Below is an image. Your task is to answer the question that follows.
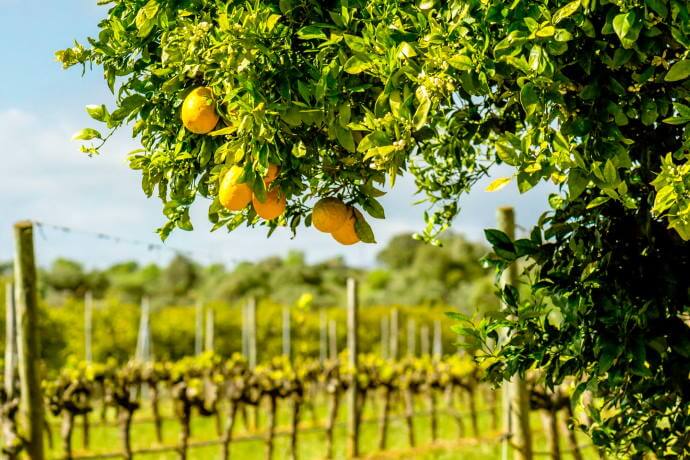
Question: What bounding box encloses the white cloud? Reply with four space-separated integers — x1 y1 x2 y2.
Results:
0 107 554 269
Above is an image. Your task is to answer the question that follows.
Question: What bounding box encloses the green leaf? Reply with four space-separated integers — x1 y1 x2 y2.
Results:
484 229 514 254
598 342 620 373
485 177 512 192
296 25 327 40
645 0 668 18
412 96 431 131
343 55 372 74
72 128 102 141
362 197 385 219
135 0 159 38
335 125 356 152
586 196 610 209
612 11 641 48
665 60 690 81
85 104 108 122
447 55 473 71
520 83 539 116
354 215 376 243
209 126 238 136
552 0 580 24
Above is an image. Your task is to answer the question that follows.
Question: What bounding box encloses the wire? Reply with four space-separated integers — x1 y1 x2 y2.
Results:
32 220 239 268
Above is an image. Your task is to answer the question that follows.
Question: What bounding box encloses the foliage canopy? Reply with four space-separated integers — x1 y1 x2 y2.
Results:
58 0 690 456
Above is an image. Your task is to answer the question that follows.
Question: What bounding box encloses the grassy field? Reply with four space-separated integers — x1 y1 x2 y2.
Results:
42 390 597 460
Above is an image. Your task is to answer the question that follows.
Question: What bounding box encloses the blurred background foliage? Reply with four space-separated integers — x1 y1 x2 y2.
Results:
0 232 497 371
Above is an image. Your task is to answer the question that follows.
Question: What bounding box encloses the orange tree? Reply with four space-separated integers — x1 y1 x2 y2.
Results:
58 0 690 456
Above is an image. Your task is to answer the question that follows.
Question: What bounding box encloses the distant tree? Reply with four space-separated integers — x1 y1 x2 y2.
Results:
43 258 87 297
160 254 198 299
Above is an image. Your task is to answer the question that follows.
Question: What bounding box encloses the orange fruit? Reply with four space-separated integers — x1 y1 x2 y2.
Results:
263 164 280 184
252 187 286 220
181 87 219 134
312 198 349 233
219 166 252 211
331 208 361 245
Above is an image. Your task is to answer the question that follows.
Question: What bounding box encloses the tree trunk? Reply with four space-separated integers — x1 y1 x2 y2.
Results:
489 387 500 430
378 387 392 450
100 381 108 423
120 410 134 460
562 403 584 460
290 395 301 460
151 383 163 443
265 396 277 460
61 412 74 460
403 387 416 447
466 386 479 438
221 400 238 460
445 385 465 438
325 389 339 460
540 409 561 460
82 412 90 449
428 387 438 442
178 403 191 460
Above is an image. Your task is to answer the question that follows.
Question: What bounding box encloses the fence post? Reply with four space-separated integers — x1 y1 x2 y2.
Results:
406 318 416 357
84 291 93 363
380 315 389 359
13 221 45 460
282 305 291 359
389 309 399 360
195 301 203 356
135 297 152 362
497 207 533 460
205 307 215 353
242 302 248 359
328 320 337 360
420 325 430 356
5 282 17 398
346 278 360 458
432 320 442 359
247 297 257 369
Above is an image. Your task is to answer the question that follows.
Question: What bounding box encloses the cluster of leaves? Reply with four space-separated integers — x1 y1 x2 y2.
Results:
57 0 494 240
58 0 690 455
43 351 481 423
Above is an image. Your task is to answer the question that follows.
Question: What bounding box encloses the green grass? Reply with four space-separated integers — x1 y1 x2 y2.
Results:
43 391 596 460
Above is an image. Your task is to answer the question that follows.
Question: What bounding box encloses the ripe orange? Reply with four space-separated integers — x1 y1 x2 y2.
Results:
252 187 286 220
263 164 280 184
219 166 252 211
331 208 361 245
312 198 349 233
181 87 219 134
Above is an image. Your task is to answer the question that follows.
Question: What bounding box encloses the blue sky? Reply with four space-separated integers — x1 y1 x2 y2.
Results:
0 0 555 269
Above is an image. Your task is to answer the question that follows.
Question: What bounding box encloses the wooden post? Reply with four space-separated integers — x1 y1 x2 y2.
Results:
135 297 151 362
346 278 359 458
432 320 442 359
497 207 533 460
380 315 389 359
13 221 45 460
247 297 257 368
282 305 291 359
4 282 17 397
205 307 215 353
84 291 93 363
328 320 337 360
195 301 203 356
420 325 430 356
319 310 327 363
406 318 416 357
241 302 248 359
389 309 399 360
